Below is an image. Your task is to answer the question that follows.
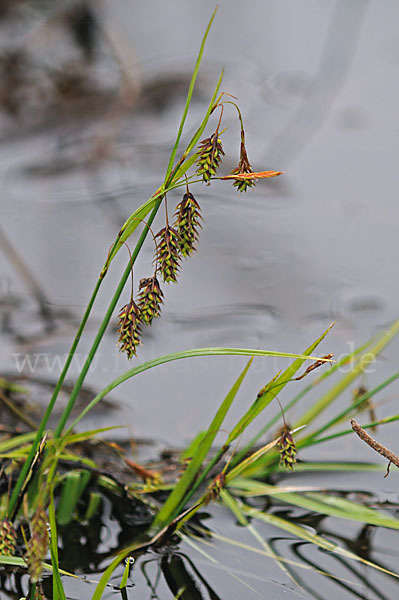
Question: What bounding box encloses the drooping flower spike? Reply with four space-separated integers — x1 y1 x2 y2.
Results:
116 244 143 359
137 275 164 325
25 505 49 583
154 225 182 283
174 181 202 257
196 132 225 184
277 426 297 471
117 299 142 359
196 103 225 184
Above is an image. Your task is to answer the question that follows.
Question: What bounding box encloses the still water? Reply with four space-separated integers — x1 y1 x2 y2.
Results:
1 1 399 598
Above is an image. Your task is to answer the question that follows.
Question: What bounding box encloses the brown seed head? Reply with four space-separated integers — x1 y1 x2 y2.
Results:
196 133 224 184
25 507 49 583
0 519 17 556
174 192 202 257
230 141 256 192
277 428 297 471
154 225 182 283
137 276 164 325
117 300 142 359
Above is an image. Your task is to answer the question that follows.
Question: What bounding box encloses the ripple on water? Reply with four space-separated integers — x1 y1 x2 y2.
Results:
329 288 395 328
167 303 278 348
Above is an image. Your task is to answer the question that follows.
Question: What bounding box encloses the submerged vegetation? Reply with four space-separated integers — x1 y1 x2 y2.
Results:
1 6 399 600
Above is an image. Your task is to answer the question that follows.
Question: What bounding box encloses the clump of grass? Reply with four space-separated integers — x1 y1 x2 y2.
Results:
0 6 398 600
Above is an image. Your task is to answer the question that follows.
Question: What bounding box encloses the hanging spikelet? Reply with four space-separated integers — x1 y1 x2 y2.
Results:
174 192 202 256
117 300 142 359
137 276 163 325
230 140 256 192
25 506 49 583
0 519 17 556
196 132 224 184
154 225 182 283
277 427 297 471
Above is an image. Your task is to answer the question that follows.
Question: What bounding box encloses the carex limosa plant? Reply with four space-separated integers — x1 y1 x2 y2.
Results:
5 8 378 598
4 5 285 527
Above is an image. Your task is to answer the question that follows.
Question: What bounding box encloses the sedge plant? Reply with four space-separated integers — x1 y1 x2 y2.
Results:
1 7 399 599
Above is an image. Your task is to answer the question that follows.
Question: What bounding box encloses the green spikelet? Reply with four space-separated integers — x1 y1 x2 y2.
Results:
0 519 17 556
117 300 142 359
196 132 224 184
155 226 181 283
137 276 163 325
174 192 202 256
277 428 297 471
25 506 49 583
230 140 255 192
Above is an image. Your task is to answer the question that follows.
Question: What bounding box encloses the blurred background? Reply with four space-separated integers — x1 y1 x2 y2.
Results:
1 0 398 455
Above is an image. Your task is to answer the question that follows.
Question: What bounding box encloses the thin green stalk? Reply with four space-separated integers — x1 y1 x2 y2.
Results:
305 415 399 446
153 358 253 528
63 348 327 439
179 446 226 509
293 320 399 429
298 371 399 445
249 339 373 441
54 199 162 438
239 371 399 475
164 6 219 181
7 276 102 517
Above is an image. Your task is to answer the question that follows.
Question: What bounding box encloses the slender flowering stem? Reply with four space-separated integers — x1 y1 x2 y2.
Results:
53 200 163 438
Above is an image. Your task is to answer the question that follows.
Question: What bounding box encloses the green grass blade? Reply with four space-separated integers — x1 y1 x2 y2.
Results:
231 323 335 461
63 426 125 445
242 503 399 579
304 372 399 443
189 527 355 583
180 431 207 461
294 320 399 429
258 338 373 438
0 377 28 394
0 432 35 452
64 348 329 436
153 358 253 528
0 555 26 566
54 199 163 440
164 7 219 182
7 277 104 517
307 414 399 446
56 470 91 526
230 480 399 529
180 532 260 596
119 557 133 589
225 439 278 483
273 461 385 473
102 194 162 270
220 489 306 588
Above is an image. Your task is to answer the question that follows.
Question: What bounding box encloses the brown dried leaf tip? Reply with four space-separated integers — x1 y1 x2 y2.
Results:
174 192 202 257
230 140 256 192
155 225 182 283
137 276 163 325
0 519 17 556
117 300 142 359
196 132 224 184
277 427 297 471
25 506 49 583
